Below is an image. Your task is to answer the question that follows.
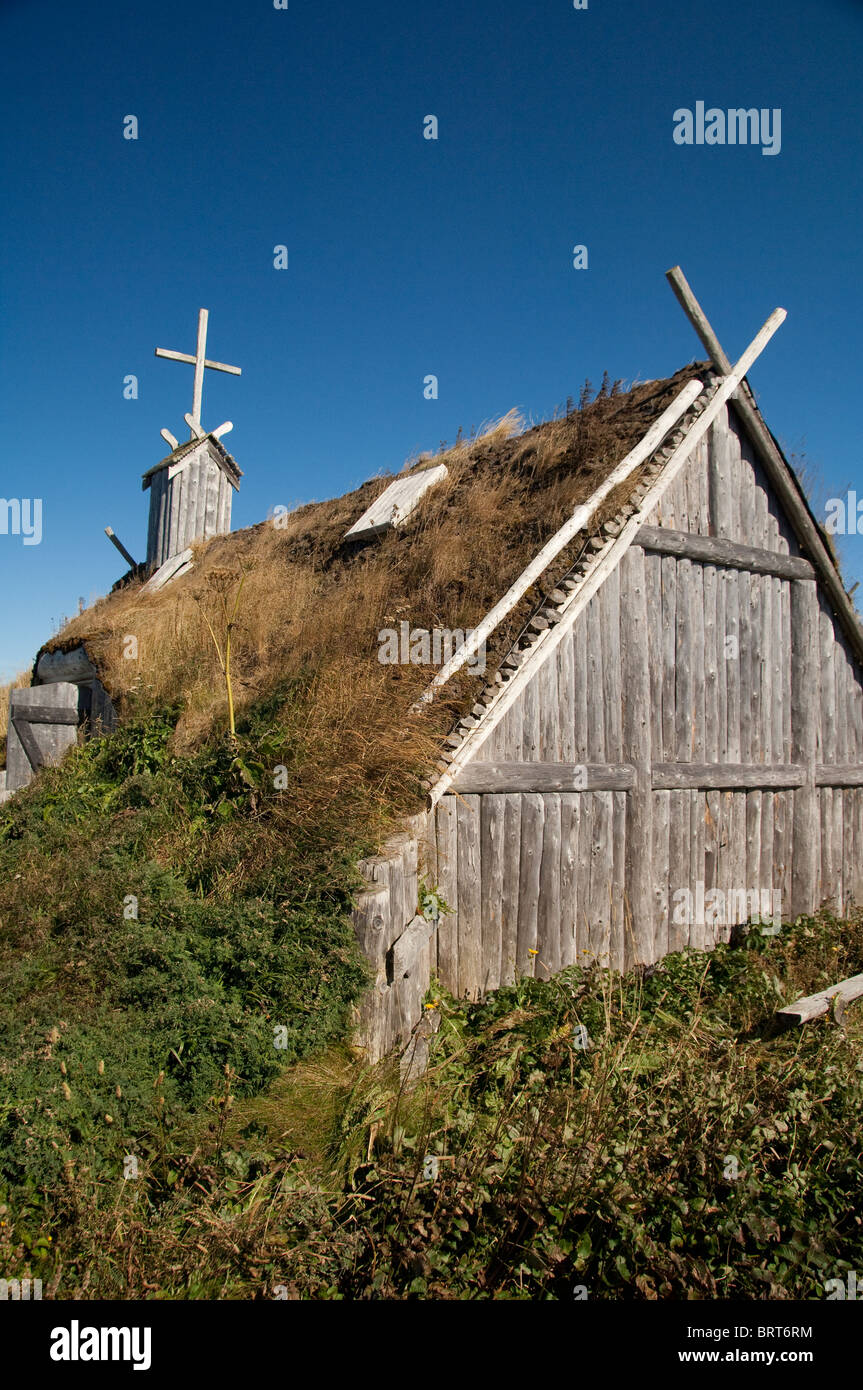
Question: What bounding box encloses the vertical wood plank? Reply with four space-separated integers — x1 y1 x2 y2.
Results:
538 794 562 980
790 579 820 918
558 629 577 763
725 571 741 762
661 554 677 762
588 792 613 968
690 564 706 762
539 652 559 761
574 611 589 764
620 545 654 967
675 558 693 760
667 790 689 953
435 797 459 995
645 552 663 759
481 795 505 993
500 795 522 985
746 791 762 897
456 796 482 999
703 564 719 762
601 565 623 761
586 597 605 760
559 793 580 968
689 791 706 950
611 789 627 971
521 666 540 761
749 573 764 763
760 792 774 910
652 790 671 961
516 794 545 977
708 412 733 539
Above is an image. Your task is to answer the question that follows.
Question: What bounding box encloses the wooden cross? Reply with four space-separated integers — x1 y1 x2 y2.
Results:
155 308 241 444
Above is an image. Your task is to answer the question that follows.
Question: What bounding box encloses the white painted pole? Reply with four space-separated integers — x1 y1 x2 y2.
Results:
191 308 208 432
428 305 787 805
414 377 703 708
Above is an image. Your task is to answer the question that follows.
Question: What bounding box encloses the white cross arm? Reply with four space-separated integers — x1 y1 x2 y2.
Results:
155 347 242 375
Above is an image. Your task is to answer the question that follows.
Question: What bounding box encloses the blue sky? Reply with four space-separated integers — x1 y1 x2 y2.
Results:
1 0 861 680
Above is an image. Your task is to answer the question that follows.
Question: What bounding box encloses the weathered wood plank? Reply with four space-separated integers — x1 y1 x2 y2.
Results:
558 628 577 762
760 792 774 908
635 525 815 580
777 972 863 1025
538 795 562 979
820 604 837 766
790 579 820 917
481 795 506 993
588 792 613 968
620 545 654 967
651 763 806 790
667 790 689 953
516 794 545 977
725 570 741 761
586 596 605 760
660 554 677 761
559 793 580 968
538 650 559 761
521 662 540 761
352 887 391 967
500 795 522 985
601 564 623 761
703 789 720 946
691 563 706 762
689 791 707 950
452 762 635 793
456 795 482 999
708 412 733 539
434 797 459 994
612 789 627 971
652 789 671 961
749 573 764 764
746 790 762 899
645 551 663 759
832 786 844 915
675 558 693 761
573 611 589 764
703 563 718 762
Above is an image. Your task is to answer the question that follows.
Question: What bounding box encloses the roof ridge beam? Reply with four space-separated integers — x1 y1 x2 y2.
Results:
666 265 863 666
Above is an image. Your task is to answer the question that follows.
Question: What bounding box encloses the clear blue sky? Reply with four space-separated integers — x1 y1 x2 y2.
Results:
1 0 861 680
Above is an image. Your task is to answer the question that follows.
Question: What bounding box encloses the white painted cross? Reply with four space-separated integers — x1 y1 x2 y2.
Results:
155 308 241 444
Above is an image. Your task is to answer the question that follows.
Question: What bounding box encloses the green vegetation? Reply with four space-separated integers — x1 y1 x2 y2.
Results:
1 759 861 1304
0 691 373 1207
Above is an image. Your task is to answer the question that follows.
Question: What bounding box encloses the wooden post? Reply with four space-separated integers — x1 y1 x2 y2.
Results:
791 578 820 918
104 527 137 569
620 545 654 966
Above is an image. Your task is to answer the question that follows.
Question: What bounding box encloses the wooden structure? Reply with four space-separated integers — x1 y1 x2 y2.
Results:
353 273 863 1064
141 309 243 573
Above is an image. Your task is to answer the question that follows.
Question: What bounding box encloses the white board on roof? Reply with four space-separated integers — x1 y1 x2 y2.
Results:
344 463 448 542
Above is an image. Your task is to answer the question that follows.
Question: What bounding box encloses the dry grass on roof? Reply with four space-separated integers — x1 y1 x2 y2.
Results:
45 364 705 815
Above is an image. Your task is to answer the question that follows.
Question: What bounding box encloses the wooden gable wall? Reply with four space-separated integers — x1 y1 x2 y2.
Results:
425 404 863 1003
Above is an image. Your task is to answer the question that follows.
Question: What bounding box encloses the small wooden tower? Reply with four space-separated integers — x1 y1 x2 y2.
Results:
143 308 243 573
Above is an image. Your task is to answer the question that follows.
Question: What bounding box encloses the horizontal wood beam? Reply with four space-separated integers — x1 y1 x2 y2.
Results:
450 762 635 793
447 760 861 793
816 764 863 788
666 265 863 671
635 525 815 581
777 972 863 1026
651 763 806 789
